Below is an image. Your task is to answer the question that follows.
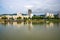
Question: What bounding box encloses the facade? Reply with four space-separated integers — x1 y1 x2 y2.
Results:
0 9 33 20
45 13 54 18
6 12 31 20
28 9 33 18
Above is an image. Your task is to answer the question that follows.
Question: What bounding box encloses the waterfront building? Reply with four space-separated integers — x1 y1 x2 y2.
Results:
28 9 33 18
0 9 33 20
45 13 54 18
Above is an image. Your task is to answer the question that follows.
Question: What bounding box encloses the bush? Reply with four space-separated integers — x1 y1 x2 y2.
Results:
1 16 7 19
17 17 21 20
32 15 44 19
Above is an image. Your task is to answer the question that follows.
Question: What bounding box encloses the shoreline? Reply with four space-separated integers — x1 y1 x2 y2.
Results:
0 19 60 23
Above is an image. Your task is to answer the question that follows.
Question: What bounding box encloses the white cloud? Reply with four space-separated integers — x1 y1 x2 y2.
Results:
24 5 34 9
0 0 60 14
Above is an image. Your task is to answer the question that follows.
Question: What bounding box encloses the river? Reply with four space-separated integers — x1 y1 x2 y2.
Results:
0 22 60 40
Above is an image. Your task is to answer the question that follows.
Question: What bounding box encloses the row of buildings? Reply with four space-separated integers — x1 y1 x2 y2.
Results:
0 9 33 20
0 9 60 20
45 12 60 18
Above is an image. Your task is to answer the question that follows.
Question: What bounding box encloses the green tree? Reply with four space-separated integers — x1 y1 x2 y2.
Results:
54 15 59 19
17 17 21 20
23 17 28 22
23 17 27 20
32 15 44 19
9 17 14 20
1 16 7 19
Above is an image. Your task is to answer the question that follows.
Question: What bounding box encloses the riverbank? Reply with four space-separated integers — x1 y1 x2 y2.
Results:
0 19 60 23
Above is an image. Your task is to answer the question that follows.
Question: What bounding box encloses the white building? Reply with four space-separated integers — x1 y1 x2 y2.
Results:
0 10 33 20
6 12 32 20
45 13 54 18
0 9 33 20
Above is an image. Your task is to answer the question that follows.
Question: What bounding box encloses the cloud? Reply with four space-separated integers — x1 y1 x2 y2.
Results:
24 5 34 9
0 0 60 14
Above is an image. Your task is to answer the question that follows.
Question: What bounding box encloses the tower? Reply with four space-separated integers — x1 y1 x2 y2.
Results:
28 9 33 18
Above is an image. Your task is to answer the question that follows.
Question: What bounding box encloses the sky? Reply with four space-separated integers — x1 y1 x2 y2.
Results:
0 0 60 14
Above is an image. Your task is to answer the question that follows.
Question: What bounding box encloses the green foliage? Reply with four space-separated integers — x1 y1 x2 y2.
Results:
32 15 44 19
17 17 21 20
1 16 7 19
23 17 28 22
23 17 27 20
54 15 59 19
9 17 14 20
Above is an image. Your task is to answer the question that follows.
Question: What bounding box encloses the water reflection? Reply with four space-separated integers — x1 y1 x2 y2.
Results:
0 21 60 29
27 22 33 31
46 22 54 28
0 21 33 31
0 21 60 40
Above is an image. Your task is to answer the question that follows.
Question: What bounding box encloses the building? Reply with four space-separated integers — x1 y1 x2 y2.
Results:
45 13 54 18
0 9 33 20
28 9 33 18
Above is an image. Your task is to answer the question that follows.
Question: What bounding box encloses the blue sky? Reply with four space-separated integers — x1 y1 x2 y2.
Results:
0 0 60 14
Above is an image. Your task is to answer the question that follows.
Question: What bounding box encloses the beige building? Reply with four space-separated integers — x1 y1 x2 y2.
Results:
0 9 33 20
5 12 33 20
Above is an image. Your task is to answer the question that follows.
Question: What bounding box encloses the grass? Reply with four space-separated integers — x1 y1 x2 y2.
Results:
0 19 60 23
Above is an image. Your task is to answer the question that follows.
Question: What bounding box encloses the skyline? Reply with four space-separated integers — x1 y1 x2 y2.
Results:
0 0 60 14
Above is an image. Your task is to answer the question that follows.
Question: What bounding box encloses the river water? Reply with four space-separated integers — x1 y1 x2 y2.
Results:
0 22 60 40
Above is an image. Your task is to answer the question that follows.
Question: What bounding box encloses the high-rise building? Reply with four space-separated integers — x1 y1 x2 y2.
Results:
28 9 33 18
